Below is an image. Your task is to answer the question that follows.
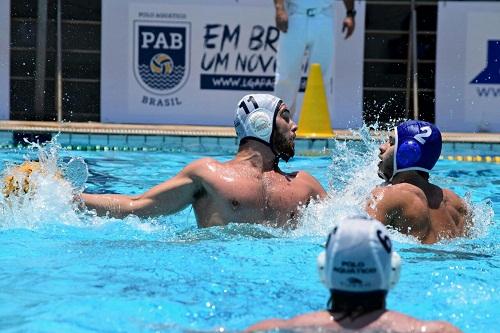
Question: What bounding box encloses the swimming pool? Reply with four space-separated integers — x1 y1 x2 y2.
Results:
0 134 498 333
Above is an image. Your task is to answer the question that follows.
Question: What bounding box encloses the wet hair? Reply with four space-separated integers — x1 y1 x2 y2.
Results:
327 290 387 321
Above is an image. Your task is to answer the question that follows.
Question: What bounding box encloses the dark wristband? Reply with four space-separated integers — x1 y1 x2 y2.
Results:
346 9 356 17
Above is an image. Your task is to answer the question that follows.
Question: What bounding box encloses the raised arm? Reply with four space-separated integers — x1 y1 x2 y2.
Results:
80 159 208 218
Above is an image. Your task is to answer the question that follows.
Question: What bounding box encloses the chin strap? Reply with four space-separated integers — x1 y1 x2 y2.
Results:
278 152 291 163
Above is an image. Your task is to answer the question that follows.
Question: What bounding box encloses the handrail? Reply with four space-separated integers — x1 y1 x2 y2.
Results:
411 0 419 120
405 0 419 120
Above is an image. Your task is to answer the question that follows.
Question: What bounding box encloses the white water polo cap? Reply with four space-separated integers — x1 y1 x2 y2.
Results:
317 216 401 293
234 94 283 153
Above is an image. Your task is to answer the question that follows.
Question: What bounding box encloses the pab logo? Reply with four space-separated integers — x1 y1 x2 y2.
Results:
134 21 190 95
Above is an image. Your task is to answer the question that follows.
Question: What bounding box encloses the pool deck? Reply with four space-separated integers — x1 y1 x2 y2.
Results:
1 120 499 143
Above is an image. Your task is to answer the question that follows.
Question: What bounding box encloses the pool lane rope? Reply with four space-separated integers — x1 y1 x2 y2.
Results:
440 155 500 163
1 143 499 163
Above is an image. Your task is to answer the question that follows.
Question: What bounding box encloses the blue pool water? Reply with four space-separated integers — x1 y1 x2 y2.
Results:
0 136 498 333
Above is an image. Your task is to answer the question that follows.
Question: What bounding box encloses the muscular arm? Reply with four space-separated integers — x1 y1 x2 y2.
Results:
80 160 207 218
366 187 400 224
444 189 473 226
366 186 430 239
311 178 327 200
299 171 327 200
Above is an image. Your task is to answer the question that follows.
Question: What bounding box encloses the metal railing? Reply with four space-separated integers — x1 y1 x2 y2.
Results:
405 0 419 120
18 0 101 122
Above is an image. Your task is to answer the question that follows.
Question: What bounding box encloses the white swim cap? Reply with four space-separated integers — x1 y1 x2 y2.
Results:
317 216 401 293
234 94 283 154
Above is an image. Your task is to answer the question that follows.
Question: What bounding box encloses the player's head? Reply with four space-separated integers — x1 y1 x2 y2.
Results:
378 120 442 182
317 216 401 314
234 94 297 162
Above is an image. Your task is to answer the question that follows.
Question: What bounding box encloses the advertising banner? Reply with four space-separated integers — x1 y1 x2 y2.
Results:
101 0 365 128
436 1 500 132
0 1 10 120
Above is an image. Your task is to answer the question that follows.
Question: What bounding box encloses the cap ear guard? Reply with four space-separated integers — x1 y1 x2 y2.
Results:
396 139 422 169
317 249 401 290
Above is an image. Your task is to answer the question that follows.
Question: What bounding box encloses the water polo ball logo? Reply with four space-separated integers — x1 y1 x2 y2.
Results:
150 54 174 75
248 111 272 139
134 22 190 95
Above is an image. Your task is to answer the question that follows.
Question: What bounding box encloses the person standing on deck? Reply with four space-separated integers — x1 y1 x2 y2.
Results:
273 0 356 117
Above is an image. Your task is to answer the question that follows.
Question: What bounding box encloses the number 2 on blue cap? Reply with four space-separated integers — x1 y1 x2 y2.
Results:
414 126 432 144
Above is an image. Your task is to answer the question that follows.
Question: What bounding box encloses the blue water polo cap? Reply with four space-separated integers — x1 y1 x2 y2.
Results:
393 120 442 177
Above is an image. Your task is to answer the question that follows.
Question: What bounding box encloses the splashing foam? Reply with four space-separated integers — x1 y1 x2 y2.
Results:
292 123 494 243
0 131 494 242
0 138 88 229
291 124 390 238
463 193 494 240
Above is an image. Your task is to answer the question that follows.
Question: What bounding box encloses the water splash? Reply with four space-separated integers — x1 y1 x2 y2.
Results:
291 123 494 245
291 123 387 238
464 193 495 239
0 138 89 229
0 129 494 244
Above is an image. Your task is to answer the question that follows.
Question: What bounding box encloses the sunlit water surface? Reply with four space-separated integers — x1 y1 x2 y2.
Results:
0 134 497 333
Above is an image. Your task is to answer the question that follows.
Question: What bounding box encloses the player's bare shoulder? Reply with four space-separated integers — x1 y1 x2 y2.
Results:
394 182 426 199
442 188 468 213
379 311 462 333
294 170 327 199
180 157 222 178
421 320 463 333
284 311 334 328
367 182 430 237
370 183 427 209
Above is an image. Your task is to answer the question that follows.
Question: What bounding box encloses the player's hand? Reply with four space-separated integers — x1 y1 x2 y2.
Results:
275 9 288 33
342 16 355 39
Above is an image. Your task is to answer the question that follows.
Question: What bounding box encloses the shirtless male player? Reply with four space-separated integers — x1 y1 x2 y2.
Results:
366 120 470 243
80 94 327 227
246 217 462 332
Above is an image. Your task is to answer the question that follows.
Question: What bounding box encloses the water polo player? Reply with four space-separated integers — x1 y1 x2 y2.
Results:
366 120 471 243
246 217 461 332
80 94 326 227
